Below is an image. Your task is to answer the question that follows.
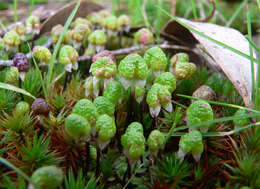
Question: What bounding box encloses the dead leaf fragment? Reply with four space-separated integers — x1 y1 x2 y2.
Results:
162 18 257 108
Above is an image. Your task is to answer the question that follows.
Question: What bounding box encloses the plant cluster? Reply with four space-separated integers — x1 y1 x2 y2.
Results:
0 6 259 189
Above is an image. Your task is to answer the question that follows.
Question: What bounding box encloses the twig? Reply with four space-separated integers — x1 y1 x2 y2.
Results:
123 163 144 189
171 0 176 16
197 0 216 22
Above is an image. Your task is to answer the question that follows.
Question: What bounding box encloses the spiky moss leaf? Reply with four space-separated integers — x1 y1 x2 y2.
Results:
21 135 61 173
125 122 144 134
72 99 99 125
93 96 115 117
21 69 41 103
95 114 116 142
0 89 19 114
31 166 63 189
154 72 176 93
186 100 214 129
233 109 250 127
147 130 165 151
65 114 91 141
64 169 86 189
58 45 79 65
144 47 167 71
88 30 107 46
103 81 125 105
118 54 149 80
155 153 192 185
179 130 203 154
91 57 117 79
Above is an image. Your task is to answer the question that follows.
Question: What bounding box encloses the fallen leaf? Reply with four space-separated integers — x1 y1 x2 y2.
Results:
161 18 257 108
40 1 103 35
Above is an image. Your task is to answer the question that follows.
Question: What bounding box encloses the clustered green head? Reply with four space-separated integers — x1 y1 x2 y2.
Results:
58 45 79 72
170 52 196 80
147 130 165 156
178 130 203 162
31 166 63 189
118 53 149 90
233 109 250 129
3 30 20 51
186 100 214 133
93 96 115 117
103 81 125 105
33 46 52 64
146 83 172 117
26 15 40 35
95 114 116 149
144 47 168 77
134 28 154 45
121 122 145 164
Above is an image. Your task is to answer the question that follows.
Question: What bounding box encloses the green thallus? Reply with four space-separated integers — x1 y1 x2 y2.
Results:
58 45 79 72
118 53 149 90
186 100 214 133
178 130 203 162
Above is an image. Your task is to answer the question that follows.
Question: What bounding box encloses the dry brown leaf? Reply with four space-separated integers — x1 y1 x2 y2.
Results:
40 1 103 35
162 18 257 108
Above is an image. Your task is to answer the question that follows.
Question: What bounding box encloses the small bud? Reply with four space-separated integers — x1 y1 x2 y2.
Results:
92 50 116 63
144 47 167 76
15 101 30 115
71 24 91 49
58 45 79 72
178 130 203 162
3 30 20 52
103 81 125 105
51 25 70 45
170 53 189 67
33 46 52 64
26 15 40 35
102 15 118 35
146 83 172 117
98 10 111 18
94 96 115 117
186 100 214 133
72 17 92 29
154 72 176 93
5 67 19 84
87 12 102 26
88 30 107 53
125 122 144 134
134 28 153 45
90 145 97 160
65 113 91 142
14 22 26 40
31 98 51 116
192 85 216 103
84 47 95 56
118 54 149 89
117 15 130 30
13 53 29 80
90 57 117 88
121 122 145 164
72 99 99 127
95 114 116 150
147 129 165 156
233 109 250 129
30 166 63 189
